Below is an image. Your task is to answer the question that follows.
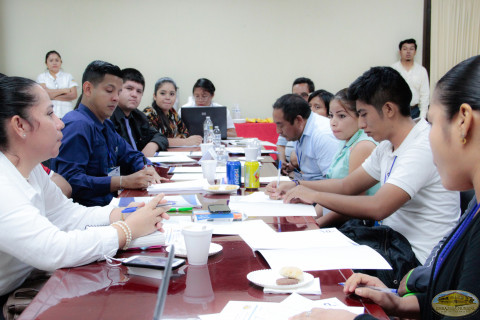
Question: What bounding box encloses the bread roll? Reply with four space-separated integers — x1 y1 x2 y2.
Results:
279 266 303 281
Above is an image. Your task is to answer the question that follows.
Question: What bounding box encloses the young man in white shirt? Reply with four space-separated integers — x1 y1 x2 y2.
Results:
391 38 430 119
266 67 459 264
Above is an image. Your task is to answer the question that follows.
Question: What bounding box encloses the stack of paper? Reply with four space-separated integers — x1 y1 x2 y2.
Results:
229 192 316 217
147 179 209 193
148 155 196 163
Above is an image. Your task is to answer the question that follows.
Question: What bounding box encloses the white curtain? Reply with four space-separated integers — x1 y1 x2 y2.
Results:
431 0 480 92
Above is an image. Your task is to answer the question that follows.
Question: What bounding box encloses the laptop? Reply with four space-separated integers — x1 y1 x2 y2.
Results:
181 106 228 140
152 245 175 320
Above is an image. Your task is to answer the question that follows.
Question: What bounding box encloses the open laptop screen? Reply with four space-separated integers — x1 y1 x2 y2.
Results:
180 106 228 140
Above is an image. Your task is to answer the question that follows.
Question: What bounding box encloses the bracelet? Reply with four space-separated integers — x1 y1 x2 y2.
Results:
112 221 132 250
119 176 123 189
292 179 300 186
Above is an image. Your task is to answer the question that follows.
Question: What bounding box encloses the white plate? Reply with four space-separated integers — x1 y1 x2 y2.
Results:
166 242 223 258
247 269 314 290
236 156 264 161
203 184 240 194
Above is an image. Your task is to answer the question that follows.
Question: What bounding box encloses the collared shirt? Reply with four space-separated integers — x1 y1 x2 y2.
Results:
294 113 341 181
143 106 190 138
36 70 78 118
52 104 145 207
391 61 430 119
326 129 380 196
362 119 459 263
0 152 117 296
276 136 296 162
110 107 168 151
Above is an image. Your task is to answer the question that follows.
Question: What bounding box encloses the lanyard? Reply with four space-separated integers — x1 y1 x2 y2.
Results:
384 156 397 184
434 202 480 279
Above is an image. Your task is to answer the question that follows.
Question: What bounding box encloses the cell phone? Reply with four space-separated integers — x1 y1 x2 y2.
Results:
208 204 231 214
122 255 185 270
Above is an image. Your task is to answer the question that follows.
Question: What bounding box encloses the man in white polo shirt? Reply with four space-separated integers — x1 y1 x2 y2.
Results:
267 66 459 265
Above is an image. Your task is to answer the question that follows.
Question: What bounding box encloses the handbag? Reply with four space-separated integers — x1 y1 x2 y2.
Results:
2 270 51 320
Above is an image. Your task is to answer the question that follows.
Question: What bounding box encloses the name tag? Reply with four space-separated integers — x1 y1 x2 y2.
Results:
108 166 120 177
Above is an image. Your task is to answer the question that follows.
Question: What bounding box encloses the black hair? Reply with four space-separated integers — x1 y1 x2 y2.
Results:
273 94 311 124
74 60 122 110
45 50 61 63
332 88 356 114
292 77 315 93
347 66 412 117
308 89 334 114
398 39 417 51
193 78 215 95
81 60 122 87
121 68 145 89
435 55 480 120
151 77 178 135
0 76 38 151
0 73 6 78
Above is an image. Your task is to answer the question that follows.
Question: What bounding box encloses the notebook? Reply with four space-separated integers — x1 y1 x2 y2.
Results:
180 106 228 139
152 245 175 320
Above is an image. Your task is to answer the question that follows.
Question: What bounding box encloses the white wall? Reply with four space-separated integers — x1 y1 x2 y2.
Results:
0 0 424 119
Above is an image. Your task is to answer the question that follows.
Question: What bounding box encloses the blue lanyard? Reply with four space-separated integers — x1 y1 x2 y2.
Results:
434 202 480 279
384 156 397 184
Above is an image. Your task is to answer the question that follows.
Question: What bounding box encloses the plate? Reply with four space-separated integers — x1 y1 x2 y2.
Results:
236 156 264 161
247 269 314 290
203 184 240 194
166 242 223 258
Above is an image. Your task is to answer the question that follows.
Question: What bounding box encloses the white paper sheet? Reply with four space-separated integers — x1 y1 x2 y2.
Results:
109 195 200 207
148 155 197 163
147 179 209 193
229 193 316 217
208 219 275 235
154 151 193 157
240 228 356 251
280 293 365 316
259 245 392 271
169 166 226 173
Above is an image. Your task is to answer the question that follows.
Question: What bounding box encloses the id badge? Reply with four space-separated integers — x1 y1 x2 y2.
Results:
108 166 120 177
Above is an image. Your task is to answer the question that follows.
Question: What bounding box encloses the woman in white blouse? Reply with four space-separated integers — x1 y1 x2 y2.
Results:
0 76 169 303
36 50 78 118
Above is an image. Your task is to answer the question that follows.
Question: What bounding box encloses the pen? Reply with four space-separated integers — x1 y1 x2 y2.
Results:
276 160 282 188
121 201 175 213
143 156 152 169
338 282 398 294
167 207 193 212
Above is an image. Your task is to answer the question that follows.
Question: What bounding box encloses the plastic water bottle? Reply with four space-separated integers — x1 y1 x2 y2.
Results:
203 116 213 142
232 104 241 119
216 145 229 166
213 126 221 147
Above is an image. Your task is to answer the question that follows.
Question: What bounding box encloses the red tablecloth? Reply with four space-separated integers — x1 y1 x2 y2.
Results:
234 122 278 159
234 122 278 144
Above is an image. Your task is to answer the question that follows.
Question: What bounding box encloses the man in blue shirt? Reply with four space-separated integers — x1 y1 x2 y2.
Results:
272 94 339 181
52 60 162 206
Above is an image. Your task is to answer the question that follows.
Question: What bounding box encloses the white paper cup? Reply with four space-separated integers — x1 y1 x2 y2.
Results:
182 225 213 265
201 159 217 184
200 143 214 156
245 147 258 161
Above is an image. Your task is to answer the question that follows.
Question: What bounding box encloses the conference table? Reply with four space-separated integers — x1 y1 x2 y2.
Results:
19 152 388 320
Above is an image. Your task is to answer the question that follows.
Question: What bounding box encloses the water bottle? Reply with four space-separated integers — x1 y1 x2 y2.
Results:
213 126 221 147
203 116 213 142
232 104 241 119
216 145 229 166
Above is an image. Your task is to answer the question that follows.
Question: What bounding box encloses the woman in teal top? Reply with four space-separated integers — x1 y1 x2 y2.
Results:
316 89 380 226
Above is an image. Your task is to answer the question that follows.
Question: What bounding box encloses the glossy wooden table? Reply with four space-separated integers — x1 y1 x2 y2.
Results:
19 152 388 320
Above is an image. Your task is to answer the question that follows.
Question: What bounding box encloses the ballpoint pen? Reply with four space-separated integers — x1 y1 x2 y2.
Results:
276 160 282 188
338 282 398 294
121 201 176 213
